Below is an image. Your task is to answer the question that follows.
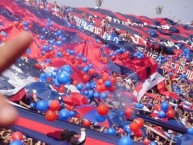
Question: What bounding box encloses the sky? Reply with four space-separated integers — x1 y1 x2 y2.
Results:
48 0 193 24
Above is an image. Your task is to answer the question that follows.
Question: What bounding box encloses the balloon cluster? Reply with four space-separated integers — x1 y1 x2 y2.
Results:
76 73 116 100
9 131 24 145
135 103 144 109
15 21 32 31
110 48 130 61
39 65 73 93
93 104 109 123
129 118 144 137
157 102 175 119
35 99 75 122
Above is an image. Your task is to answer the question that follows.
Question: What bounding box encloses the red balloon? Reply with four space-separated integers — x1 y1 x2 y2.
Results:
154 104 161 111
110 77 116 85
35 63 41 69
133 129 142 137
97 79 104 85
73 80 78 86
88 69 95 75
130 122 140 132
125 108 133 119
97 104 109 116
45 109 57 121
83 119 91 127
143 138 151 145
100 84 107 92
122 51 130 59
50 100 61 111
12 131 23 140
58 86 65 93
167 109 175 118
96 85 102 93
65 104 73 111
112 55 116 61
102 75 109 82
83 74 90 82
134 118 144 128
108 85 115 92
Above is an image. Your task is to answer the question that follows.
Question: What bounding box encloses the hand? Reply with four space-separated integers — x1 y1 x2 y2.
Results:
0 31 32 126
81 128 85 132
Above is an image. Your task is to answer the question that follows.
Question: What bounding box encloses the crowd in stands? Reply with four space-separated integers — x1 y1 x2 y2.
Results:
0 128 46 145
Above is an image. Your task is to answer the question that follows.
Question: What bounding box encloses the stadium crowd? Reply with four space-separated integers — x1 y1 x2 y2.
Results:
1 0 193 145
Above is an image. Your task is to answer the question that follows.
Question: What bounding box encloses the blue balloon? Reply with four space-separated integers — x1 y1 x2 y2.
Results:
10 140 22 145
85 83 91 90
90 83 96 89
84 90 89 96
139 103 144 109
88 90 94 98
70 111 76 117
107 128 117 136
23 21 29 27
40 35 45 40
158 111 166 118
124 125 131 134
118 136 133 145
95 113 106 122
187 128 193 135
26 48 31 54
56 71 71 84
161 101 169 112
82 67 89 73
77 53 83 57
54 68 59 73
82 57 87 62
45 59 51 63
150 142 157 145
59 109 70 121
36 100 49 112
104 80 112 87
150 32 157 37
57 51 63 57
49 40 54 45
76 83 84 90
60 65 73 75
53 79 60 87
69 50 75 55
30 102 36 109
56 41 62 46
94 91 100 98
100 92 108 100
169 72 173 76
135 103 144 109
1 31 7 37
40 73 47 81
46 72 53 78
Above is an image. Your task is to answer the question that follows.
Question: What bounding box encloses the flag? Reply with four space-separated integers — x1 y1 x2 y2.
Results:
133 72 165 102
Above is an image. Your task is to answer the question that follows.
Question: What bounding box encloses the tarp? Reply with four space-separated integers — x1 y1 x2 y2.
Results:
12 105 143 145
